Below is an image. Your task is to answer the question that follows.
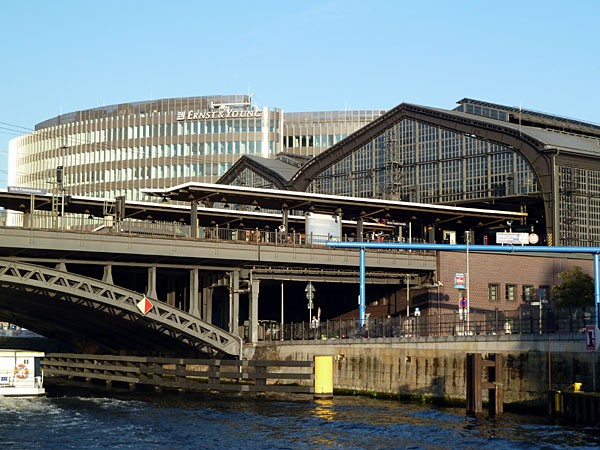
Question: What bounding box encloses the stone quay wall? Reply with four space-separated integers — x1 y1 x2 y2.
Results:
250 334 594 408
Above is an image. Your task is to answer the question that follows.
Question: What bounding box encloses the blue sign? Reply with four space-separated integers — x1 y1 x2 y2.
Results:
459 298 468 309
8 186 47 195
454 273 465 289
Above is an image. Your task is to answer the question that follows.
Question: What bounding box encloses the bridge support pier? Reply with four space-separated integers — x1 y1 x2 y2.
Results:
167 276 176 307
189 269 200 316
249 279 260 343
229 271 239 336
147 266 157 299
102 265 113 284
191 200 198 239
202 280 213 324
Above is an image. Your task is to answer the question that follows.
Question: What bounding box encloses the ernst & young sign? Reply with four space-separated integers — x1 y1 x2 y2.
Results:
176 109 262 121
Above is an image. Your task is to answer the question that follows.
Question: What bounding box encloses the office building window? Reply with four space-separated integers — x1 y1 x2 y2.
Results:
506 284 516 301
488 284 499 302
523 285 534 302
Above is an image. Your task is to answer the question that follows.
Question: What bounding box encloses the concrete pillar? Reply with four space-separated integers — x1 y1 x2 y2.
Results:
167 275 176 307
357 218 364 242
282 208 289 230
189 269 200 316
147 266 157 299
229 271 240 336
102 265 113 284
249 279 260 343
55 262 67 272
202 279 213 324
428 225 436 243
191 200 198 238
22 213 31 228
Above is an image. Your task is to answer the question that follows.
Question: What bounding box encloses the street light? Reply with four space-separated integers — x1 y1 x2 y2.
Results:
465 231 471 334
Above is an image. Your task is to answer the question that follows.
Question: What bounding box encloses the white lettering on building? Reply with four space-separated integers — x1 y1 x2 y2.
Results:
176 108 262 121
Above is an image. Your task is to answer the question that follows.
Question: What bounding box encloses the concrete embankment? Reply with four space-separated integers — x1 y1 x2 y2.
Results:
250 334 593 409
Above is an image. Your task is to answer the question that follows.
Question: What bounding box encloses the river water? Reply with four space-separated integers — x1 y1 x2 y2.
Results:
1 382 599 449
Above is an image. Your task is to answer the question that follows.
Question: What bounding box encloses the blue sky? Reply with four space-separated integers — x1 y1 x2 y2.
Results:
1 0 599 187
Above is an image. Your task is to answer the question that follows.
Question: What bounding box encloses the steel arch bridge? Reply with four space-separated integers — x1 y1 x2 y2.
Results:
0 260 240 358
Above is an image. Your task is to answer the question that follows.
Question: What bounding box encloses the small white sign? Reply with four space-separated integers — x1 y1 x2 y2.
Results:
496 232 529 245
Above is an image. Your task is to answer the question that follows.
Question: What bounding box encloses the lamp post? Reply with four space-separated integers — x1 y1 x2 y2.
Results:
465 231 471 334
436 280 443 335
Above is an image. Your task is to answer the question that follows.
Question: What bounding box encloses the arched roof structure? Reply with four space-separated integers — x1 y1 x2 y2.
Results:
223 102 600 242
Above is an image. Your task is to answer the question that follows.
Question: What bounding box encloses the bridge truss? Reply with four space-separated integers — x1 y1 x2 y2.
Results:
0 260 240 358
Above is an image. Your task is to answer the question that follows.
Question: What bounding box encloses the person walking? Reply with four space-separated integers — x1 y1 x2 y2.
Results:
311 315 319 339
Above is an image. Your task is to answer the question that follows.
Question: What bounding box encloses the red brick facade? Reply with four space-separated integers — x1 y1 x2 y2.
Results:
434 251 594 314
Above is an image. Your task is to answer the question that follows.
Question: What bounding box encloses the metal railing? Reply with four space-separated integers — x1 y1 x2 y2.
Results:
2 211 430 252
256 306 595 341
42 354 315 394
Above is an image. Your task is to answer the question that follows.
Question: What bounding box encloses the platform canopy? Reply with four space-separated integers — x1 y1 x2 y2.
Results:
141 182 527 227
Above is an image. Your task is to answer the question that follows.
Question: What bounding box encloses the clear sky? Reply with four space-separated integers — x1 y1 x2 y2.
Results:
1 0 599 187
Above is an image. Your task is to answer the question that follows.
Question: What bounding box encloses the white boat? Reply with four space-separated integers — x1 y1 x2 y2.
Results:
0 350 45 397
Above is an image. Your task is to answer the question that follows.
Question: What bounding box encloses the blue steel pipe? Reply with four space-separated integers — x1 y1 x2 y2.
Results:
327 242 600 327
360 247 365 326
596 253 600 327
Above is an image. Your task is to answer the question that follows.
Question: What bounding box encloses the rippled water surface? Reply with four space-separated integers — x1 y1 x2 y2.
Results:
1 382 599 449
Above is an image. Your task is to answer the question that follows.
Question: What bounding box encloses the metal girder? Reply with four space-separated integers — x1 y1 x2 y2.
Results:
0 259 240 357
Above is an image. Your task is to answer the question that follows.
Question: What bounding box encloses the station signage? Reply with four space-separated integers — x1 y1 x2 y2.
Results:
176 108 262 121
8 186 47 195
496 232 529 245
454 273 465 289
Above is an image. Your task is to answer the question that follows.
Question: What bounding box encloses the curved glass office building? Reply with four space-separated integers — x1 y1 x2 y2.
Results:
8 95 385 202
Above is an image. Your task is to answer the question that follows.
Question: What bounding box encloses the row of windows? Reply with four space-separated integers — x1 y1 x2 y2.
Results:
22 119 271 151
487 284 549 302
456 103 508 121
284 134 348 148
65 162 233 191
16 139 278 186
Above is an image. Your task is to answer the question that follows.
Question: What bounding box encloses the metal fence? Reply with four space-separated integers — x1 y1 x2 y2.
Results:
3 211 429 250
256 306 596 341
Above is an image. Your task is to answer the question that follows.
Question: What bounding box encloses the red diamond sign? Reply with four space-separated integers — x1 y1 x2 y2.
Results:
137 296 153 315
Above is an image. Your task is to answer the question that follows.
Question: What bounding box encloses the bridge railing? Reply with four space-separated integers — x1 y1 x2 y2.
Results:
41 354 314 394
257 306 594 341
4 211 431 252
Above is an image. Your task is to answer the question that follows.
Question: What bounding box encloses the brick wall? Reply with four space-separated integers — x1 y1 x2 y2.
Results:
437 251 594 314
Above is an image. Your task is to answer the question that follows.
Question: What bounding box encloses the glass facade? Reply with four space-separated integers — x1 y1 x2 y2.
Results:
10 97 384 204
10 96 282 202
283 110 386 157
306 119 540 205
558 166 600 246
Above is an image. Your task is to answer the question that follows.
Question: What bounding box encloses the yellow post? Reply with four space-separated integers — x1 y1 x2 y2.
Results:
314 355 333 399
574 382 582 392
555 391 563 413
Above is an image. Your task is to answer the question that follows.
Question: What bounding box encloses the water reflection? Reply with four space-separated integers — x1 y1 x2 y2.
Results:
311 399 335 421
